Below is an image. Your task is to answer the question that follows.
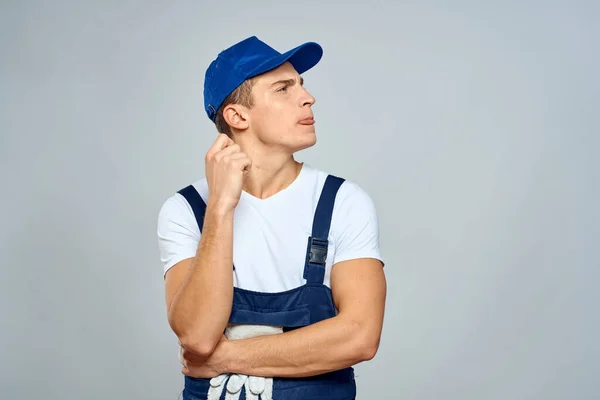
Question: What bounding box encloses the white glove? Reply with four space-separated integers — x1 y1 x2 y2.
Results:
207 373 228 400
245 375 273 400
247 375 265 395
224 373 247 400
208 373 271 400
207 374 273 400
178 344 184 367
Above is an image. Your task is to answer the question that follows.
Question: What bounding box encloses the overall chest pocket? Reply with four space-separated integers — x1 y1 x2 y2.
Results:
229 303 311 328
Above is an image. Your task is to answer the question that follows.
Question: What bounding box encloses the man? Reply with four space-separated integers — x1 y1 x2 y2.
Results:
157 36 386 400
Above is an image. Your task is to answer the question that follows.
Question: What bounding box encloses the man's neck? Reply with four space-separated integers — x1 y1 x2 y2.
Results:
242 154 302 200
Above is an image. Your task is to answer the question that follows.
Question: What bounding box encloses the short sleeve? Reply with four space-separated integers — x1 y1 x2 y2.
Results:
156 193 201 277
330 181 384 266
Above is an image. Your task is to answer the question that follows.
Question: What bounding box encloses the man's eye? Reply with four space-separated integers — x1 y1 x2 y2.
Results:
278 86 288 92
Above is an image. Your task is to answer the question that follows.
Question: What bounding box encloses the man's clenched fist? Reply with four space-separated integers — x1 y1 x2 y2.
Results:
205 134 252 212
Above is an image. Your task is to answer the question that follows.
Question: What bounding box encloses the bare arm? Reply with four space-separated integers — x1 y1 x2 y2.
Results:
205 257 386 378
166 204 235 357
165 134 252 357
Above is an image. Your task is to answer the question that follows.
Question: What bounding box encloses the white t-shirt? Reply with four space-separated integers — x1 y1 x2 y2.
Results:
156 163 383 292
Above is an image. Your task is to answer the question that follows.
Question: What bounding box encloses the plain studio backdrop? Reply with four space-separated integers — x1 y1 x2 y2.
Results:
1 1 598 399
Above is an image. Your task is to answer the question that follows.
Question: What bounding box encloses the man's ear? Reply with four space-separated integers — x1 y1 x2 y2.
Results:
223 105 249 131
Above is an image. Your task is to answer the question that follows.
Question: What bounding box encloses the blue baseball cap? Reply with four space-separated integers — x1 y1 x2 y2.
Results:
203 36 323 122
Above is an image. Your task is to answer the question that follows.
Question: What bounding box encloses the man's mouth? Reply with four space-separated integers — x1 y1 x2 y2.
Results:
298 118 315 125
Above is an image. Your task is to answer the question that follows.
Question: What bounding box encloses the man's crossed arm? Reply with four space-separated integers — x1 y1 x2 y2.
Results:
180 257 386 378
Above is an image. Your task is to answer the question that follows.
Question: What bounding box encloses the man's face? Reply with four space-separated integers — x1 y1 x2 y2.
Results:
246 62 317 152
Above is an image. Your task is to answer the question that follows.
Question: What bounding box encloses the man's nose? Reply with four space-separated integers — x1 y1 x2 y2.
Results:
301 87 316 106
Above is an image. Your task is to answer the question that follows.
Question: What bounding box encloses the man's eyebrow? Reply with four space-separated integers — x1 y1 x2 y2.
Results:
270 77 304 87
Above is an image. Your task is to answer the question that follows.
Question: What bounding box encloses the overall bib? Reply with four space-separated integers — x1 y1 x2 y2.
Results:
177 174 356 400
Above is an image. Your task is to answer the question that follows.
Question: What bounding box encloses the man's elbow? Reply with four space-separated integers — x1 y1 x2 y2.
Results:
354 330 381 362
168 314 218 357
341 316 382 362
179 335 218 358
358 340 380 361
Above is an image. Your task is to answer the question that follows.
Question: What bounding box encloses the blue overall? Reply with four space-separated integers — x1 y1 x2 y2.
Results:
176 175 356 400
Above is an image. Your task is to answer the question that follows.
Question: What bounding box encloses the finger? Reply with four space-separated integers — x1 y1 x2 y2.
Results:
226 374 247 393
222 152 252 170
222 152 249 163
212 133 232 152
248 376 266 395
244 380 260 400
263 377 273 400
210 373 229 387
237 156 253 172
225 387 243 400
230 158 252 174
206 134 234 159
213 144 242 162
208 383 226 400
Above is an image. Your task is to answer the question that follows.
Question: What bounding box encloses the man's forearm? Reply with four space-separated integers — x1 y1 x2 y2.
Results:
168 204 234 355
221 314 376 378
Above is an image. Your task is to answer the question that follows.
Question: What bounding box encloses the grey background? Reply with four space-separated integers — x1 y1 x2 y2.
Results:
1 0 598 399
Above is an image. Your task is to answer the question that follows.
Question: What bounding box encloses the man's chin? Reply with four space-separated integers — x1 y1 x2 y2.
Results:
291 132 317 152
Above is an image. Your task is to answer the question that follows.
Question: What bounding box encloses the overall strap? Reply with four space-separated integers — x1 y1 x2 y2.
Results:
304 175 345 284
177 185 236 271
177 185 207 232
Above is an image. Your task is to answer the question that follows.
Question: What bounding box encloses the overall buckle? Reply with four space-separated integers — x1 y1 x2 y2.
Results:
308 237 328 265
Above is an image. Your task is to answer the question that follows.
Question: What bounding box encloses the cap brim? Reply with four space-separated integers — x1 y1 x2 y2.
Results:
247 42 323 79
